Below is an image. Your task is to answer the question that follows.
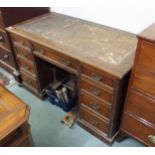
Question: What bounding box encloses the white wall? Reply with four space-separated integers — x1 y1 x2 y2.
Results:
51 7 155 34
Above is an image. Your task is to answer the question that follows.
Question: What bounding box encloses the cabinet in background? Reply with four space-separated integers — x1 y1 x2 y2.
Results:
118 23 155 147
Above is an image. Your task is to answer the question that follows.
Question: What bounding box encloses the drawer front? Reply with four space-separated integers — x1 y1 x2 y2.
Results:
17 55 36 76
81 64 115 89
0 30 10 50
136 40 155 72
81 78 113 103
14 43 33 61
125 89 155 125
80 91 111 119
131 70 155 96
33 43 79 73
21 71 38 89
0 13 5 29
79 106 109 134
0 48 15 67
121 113 155 146
12 34 32 49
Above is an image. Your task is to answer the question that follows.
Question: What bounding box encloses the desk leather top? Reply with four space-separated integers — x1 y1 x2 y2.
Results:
7 12 137 78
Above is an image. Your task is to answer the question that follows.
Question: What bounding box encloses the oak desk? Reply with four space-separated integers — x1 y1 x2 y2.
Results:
7 12 137 145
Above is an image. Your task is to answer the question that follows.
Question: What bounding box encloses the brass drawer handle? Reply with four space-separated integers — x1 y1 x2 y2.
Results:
91 103 100 111
20 41 24 45
91 73 103 82
28 80 33 85
0 35 4 42
91 88 101 96
91 120 99 126
38 49 45 55
148 135 155 143
25 66 30 70
4 54 9 59
62 60 71 66
22 53 27 57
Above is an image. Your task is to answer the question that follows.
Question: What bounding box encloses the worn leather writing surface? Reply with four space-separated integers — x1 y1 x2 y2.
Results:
9 12 137 78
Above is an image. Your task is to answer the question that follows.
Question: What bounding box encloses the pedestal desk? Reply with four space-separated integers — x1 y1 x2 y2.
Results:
6 12 137 145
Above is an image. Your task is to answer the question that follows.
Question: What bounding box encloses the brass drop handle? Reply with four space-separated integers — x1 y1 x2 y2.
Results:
0 35 4 42
38 49 45 55
4 54 9 59
91 73 102 82
91 88 101 96
20 41 24 45
62 60 71 66
91 103 100 111
25 66 30 70
148 135 155 143
91 120 99 126
28 80 33 85
23 53 27 57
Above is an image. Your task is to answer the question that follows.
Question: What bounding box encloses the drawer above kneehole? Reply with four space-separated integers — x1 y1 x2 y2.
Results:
33 43 79 74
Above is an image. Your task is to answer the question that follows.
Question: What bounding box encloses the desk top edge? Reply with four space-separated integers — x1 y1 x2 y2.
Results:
6 12 137 79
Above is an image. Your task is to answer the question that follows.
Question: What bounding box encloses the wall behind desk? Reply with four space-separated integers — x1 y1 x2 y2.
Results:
51 7 155 34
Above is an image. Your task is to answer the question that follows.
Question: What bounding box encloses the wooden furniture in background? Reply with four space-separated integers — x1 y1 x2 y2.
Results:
0 123 32 147
118 23 155 146
0 7 50 82
7 12 137 145
0 84 32 147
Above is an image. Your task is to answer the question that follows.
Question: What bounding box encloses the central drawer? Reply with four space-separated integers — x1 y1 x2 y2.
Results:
81 78 113 103
33 43 79 73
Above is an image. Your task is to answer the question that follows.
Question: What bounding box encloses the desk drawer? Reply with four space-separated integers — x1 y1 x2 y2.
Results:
14 43 33 61
81 64 115 89
79 106 109 134
131 70 155 97
121 113 155 146
11 34 32 49
80 91 111 119
33 43 79 73
17 55 36 76
125 89 155 125
21 71 38 89
0 30 10 50
81 78 113 103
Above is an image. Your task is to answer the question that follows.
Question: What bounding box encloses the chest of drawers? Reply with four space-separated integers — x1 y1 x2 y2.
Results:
118 23 155 146
7 12 137 145
0 7 50 82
